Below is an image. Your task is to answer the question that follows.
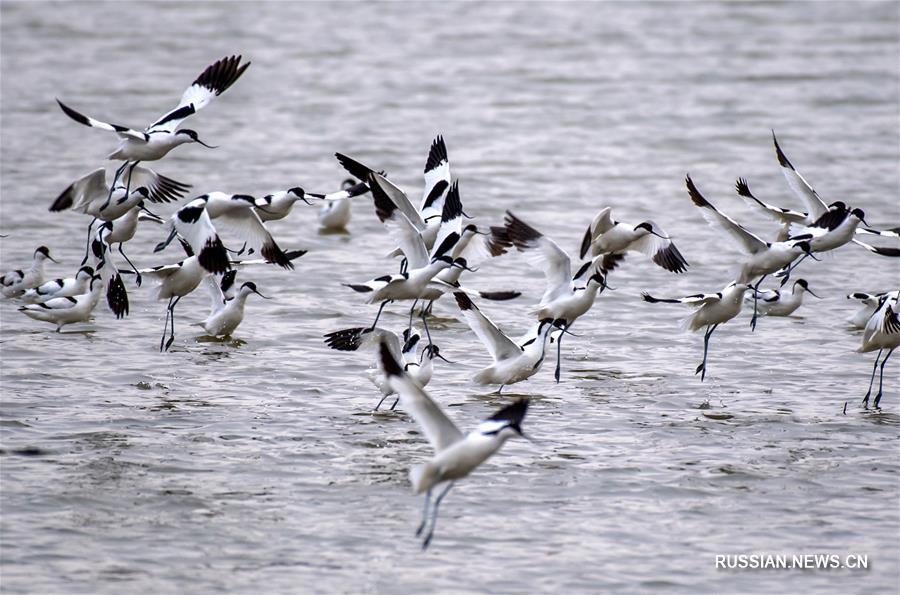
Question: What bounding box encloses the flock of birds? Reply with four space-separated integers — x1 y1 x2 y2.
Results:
2 55 898 549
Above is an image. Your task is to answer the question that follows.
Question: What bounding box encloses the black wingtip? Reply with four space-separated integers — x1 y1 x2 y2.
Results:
199 238 230 274
107 274 129 319
685 174 710 208
194 55 251 96
504 211 543 250
488 398 529 424
735 177 753 198
379 341 404 377
49 184 74 212
323 327 366 352
488 226 512 257
369 172 396 222
641 292 660 303
335 153 376 181
454 291 474 310
478 290 521 301
579 226 593 260
424 135 448 173
440 181 462 222
772 131 794 170
261 241 295 270
56 99 91 127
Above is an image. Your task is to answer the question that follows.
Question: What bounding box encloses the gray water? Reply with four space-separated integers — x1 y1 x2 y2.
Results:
1 1 899 593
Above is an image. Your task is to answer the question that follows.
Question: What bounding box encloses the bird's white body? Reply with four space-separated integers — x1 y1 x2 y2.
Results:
683 283 750 331
859 291 900 354
847 292 885 329
199 281 259 337
377 341 528 548
108 133 192 162
793 214 865 254
581 207 689 273
454 292 554 386
351 259 454 304
144 256 206 301
1 248 55 298
255 189 308 223
534 274 606 324
413 430 509 494
746 280 815 317
21 267 94 304
737 241 807 284
318 196 352 230
18 277 103 331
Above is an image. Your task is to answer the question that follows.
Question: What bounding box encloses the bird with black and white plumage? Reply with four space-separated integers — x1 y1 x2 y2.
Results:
56 55 249 198
316 178 371 231
154 196 232 275
343 172 467 335
335 135 452 257
86 202 167 288
745 279 820 317
18 272 105 332
579 206 689 274
377 340 530 550
847 291 890 329
87 222 129 319
642 280 752 381
199 193 295 269
49 166 190 218
734 177 807 242
21 265 95 304
685 174 815 331
323 326 450 411
453 291 557 391
2 246 60 299
141 238 216 351
413 180 518 310
858 290 900 409
503 211 612 382
195 272 269 339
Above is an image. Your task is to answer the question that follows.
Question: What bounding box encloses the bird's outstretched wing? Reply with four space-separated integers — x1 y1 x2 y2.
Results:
147 55 250 134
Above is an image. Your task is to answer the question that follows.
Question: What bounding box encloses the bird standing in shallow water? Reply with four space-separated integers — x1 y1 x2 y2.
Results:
858 290 900 409
1 246 58 298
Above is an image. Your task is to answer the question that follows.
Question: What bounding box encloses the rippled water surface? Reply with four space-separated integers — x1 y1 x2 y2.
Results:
2 2 899 593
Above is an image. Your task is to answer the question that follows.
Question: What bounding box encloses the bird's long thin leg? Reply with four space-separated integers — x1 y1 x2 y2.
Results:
390 396 400 410
374 394 388 411
81 217 99 265
422 481 454 550
408 299 418 336
370 300 389 330
862 348 882 408
415 488 432 537
106 161 130 204
160 296 174 352
696 324 719 381
164 296 182 352
750 275 767 332
123 160 140 198
874 347 894 409
117 243 142 287
421 309 433 348
554 323 566 384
